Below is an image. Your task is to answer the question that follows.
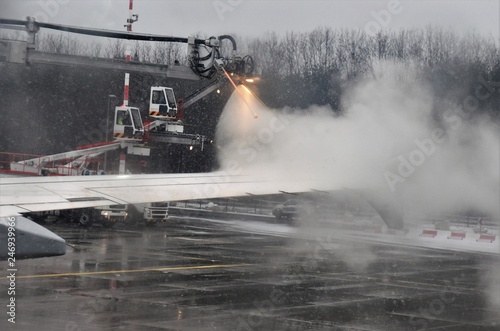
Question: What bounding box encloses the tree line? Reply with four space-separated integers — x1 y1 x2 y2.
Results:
15 25 500 114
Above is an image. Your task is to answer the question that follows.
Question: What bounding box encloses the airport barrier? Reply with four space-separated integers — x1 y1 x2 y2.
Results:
447 232 466 240
477 234 496 243
419 229 438 237
168 207 276 223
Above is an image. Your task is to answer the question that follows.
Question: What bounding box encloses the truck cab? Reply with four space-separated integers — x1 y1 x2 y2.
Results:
126 202 170 226
147 87 185 134
95 204 128 228
149 87 178 119
113 106 144 140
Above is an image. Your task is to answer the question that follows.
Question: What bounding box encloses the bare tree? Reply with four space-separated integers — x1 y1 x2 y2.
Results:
88 41 102 58
283 31 301 76
37 33 83 55
105 38 125 59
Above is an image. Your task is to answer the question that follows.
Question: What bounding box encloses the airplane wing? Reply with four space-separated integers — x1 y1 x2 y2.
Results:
0 172 332 259
0 172 330 217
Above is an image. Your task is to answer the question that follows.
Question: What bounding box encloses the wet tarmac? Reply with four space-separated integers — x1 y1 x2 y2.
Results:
1 216 500 331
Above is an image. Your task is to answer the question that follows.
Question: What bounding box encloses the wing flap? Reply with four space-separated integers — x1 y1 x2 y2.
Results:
0 184 68 205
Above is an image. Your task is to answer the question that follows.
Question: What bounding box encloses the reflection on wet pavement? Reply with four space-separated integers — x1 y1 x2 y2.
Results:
1 217 499 331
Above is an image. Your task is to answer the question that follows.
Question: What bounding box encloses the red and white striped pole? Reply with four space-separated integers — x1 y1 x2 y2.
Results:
123 73 130 106
125 0 133 61
128 0 134 31
119 152 126 175
119 0 136 174
123 0 136 106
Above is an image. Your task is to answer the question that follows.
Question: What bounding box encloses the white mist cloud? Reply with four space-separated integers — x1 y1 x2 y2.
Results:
215 60 499 221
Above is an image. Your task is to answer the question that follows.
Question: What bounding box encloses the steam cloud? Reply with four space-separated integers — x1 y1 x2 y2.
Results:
215 60 499 222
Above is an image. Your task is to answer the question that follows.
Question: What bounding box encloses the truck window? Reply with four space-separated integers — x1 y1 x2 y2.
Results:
131 108 142 130
165 89 176 107
116 110 127 125
152 90 166 104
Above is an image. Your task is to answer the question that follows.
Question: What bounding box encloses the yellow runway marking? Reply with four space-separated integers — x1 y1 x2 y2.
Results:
15 263 252 279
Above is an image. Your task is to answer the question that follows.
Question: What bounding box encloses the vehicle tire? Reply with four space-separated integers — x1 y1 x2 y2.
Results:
125 205 140 225
78 210 94 227
273 209 283 219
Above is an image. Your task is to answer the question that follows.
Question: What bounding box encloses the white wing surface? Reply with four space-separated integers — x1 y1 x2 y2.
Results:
0 172 331 217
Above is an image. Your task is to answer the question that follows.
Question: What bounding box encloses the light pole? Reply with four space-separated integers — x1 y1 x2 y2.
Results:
104 94 117 173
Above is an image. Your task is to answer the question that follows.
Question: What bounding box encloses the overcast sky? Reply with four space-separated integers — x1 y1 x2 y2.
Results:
2 0 499 42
